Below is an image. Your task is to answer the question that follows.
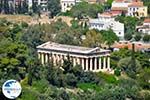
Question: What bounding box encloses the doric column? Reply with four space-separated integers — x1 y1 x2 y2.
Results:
41 53 44 64
103 57 106 70
60 55 63 66
94 57 97 71
107 56 110 70
38 52 41 59
90 58 93 71
99 57 101 70
77 57 80 65
53 54 56 66
73 57 76 66
45 53 48 63
82 58 84 70
49 53 52 63
64 55 67 60
56 54 59 65
86 58 88 71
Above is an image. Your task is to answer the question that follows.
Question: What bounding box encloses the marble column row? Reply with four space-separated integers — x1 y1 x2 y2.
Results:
38 52 110 72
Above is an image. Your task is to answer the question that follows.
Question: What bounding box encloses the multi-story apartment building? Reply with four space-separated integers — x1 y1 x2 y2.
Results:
111 0 132 12
60 0 81 12
89 11 124 38
111 0 148 18
127 2 147 18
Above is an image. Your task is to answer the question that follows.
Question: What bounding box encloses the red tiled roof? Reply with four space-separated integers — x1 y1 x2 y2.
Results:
111 7 128 11
112 42 150 51
100 12 114 17
110 10 122 15
115 0 141 2
99 11 122 17
144 18 150 23
115 0 124 2
128 2 143 7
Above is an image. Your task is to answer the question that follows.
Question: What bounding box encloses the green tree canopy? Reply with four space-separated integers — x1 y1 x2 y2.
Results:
82 29 103 47
69 2 104 19
48 0 61 18
118 57 141 78
143 34 150 42
100 30 119 47
115 16 141 34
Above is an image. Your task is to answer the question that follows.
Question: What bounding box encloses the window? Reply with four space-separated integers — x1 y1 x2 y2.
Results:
138 44 142 46
130 13 132 16
130 8 132 11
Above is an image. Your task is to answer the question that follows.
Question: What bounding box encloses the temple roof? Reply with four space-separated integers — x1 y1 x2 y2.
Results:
37 42 110 54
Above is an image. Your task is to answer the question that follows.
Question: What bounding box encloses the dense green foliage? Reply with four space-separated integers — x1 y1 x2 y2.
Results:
100 30 119 47
142 0 150 14
0 19 150 100
48 0 61 18
0 0 28 14
143 34 150 42
134 33 142 41
64 2 104 19
115 16 141 34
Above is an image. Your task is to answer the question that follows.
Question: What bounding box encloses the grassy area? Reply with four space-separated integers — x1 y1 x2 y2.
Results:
97 72 119 84
77 83 101 92
0 14 32 23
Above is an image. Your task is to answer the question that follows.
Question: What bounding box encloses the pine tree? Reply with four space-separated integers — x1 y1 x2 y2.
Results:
4 0 9 14
32 0 38 13
22 0 28 13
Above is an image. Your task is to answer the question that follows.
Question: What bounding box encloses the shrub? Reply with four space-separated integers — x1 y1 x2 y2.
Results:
21 22 28 28
124 33 132 40
114 68 121 76
77 83 101 92
134 34 141 41
97 72 118 84
143 34 150 42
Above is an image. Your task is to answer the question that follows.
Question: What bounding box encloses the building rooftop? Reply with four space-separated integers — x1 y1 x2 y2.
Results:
114 0 140 3
37 42 110 54
88 0 97 2
137 25 150 29
89 19 106 24
111 7 128 11
112 41 150 51
144 18 150 23
99 11 122 17
128 2 143 7
61 0 75 2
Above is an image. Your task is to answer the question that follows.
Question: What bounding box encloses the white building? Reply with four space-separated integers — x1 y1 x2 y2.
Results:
111 0 132 11
28 0 32 9
60 0 81 12
136 18 150 35
28 0 48 12
127 2 147 17
89 12 124 38
37 41 111 72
